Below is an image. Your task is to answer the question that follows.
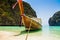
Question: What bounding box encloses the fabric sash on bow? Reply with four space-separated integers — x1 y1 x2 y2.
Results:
17 0 25 25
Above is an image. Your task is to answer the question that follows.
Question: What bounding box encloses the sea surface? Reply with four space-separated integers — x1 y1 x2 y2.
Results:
0 26 60 40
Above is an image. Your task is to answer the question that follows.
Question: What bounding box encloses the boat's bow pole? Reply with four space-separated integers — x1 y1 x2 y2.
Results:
17 0 24 26
17 0 32 40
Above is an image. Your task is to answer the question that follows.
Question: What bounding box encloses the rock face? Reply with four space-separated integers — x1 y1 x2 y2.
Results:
0 0 37 25
48 11 60 26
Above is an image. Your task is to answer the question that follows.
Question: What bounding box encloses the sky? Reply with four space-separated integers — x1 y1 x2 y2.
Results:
23 0 60 25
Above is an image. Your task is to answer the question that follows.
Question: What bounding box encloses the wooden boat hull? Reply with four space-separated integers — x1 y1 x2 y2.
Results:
22 15 42 30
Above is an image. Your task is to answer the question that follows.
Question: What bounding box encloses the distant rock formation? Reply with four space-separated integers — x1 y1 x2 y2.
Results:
0 0 37 25
48 11 60 26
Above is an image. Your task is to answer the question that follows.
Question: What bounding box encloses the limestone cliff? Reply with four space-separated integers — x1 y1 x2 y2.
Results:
0 0 37 25
48 11 60 26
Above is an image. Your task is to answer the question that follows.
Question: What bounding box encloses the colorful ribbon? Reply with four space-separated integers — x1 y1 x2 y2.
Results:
17 0 24 15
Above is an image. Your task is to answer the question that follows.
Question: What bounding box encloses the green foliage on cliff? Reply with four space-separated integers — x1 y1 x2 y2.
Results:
0 0 37 25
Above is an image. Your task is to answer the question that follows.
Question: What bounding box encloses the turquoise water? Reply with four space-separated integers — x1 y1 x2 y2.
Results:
49 26 60 35
42 26 60 35
25 26 60 40
0 26 25 33
0 26 60 36
0 26 60 35
0 26 60 40
41 26 60 40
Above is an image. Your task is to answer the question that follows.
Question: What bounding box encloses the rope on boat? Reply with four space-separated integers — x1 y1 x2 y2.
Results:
25 19 32 40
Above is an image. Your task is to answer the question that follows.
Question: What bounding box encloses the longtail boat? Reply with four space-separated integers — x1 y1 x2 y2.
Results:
22 15 42 30
13 0 42 30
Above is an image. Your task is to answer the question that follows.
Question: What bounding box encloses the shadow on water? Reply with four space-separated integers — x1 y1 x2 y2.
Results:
0 26 42 36
15 29 42 36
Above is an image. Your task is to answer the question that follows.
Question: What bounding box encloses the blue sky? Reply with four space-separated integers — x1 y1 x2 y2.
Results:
23 0 60 25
